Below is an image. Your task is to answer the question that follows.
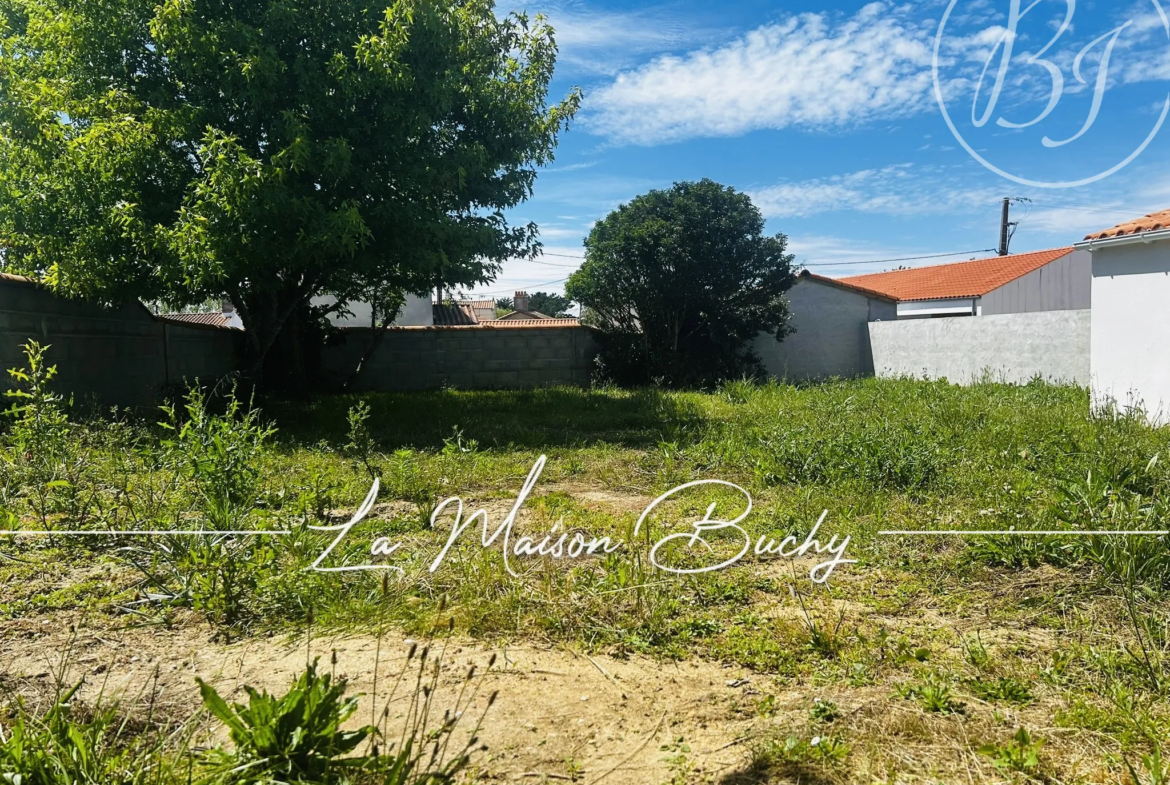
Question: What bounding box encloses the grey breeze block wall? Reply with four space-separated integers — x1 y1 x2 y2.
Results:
1 275 239 407
869 309 1091 386
321 325 599 391
753 275 898 381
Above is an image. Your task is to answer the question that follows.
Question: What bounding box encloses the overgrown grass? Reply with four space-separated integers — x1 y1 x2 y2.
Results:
4 345 1170 782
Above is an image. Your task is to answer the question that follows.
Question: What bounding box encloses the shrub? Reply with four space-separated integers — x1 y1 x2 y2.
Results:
566 179 796 387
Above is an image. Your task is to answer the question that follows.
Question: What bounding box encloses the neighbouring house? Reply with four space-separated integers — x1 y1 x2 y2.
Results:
496 291 561 321
1076 209 1170 423
758 247 1092 384
317 293 435 328
754 271 896 380
156 299 244 330
837 246 1089 318
460 298 498 322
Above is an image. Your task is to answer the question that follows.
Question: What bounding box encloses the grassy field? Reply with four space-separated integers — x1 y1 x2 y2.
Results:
2 347 1169 783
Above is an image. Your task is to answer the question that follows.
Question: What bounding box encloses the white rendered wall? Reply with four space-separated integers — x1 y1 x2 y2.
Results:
395 294 434 326
316 293 433 327
869 310 1090 386
1090 242 1170 424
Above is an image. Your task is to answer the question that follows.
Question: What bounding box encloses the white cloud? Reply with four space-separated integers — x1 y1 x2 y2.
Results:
748 164 1002 219
540 5 723 76
787 234 924 271
585 2 936 145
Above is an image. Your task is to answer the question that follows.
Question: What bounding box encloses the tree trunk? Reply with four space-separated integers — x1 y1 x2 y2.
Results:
237 281 317 396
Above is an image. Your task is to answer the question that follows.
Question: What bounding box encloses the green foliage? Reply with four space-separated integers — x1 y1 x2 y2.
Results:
750 732 849 773
525 291 574 318
123 532 276 629
809 698 840 723
159 384 275 530
198 661 370 784
114 383 279 628
0 0 580 372
0 680 176 785
979 728 1043 775
0 648 490 785
0 341 86 524
897 678 963 714
1126 744 1168 785
565 179 795 387
494 292 573 316
345 400 378 480
968 677 1034 705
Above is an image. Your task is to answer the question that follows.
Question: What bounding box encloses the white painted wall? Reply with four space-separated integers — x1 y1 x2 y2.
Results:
896 298 976 319
1089 241 1170 423
316 293 433 327
869 310 1090 386
395 294 434 326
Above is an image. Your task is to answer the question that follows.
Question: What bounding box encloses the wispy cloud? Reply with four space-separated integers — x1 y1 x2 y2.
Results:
787 234 934 271
584 2 936 145
540 4 724 76
748 164 1002 220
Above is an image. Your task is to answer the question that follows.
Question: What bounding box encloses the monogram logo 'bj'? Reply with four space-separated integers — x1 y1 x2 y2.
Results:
934 0 1170 188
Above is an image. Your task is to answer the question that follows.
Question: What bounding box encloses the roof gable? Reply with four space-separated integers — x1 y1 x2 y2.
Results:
836 247 1074 302
797 270 898 302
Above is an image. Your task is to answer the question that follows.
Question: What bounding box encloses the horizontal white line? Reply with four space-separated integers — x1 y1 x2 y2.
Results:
0 531 293 536
881 530 1169 536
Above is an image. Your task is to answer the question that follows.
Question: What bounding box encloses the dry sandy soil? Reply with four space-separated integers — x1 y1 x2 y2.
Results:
2 621 773 784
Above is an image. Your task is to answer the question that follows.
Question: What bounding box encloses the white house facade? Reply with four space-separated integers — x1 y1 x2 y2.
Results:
1077 211 1170 424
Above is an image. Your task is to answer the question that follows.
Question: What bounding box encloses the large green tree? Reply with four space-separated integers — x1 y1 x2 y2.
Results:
566 179 795 387
0 0 579 387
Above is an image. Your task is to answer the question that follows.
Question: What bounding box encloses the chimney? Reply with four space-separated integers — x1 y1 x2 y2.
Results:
221 298 235 315
514 291 529 313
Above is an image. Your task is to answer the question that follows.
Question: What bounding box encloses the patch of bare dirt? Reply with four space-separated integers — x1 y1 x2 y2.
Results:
1 623 765 784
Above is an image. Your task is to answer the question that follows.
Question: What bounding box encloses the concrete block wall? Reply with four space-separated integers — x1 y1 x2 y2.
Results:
869 309 1090 386
1 275 240 407
321 325 598 391
755 275 897 381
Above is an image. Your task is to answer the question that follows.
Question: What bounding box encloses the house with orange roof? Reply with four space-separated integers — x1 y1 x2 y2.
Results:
837 247 1090 319
755 247 1091 382
1076 209 1170 423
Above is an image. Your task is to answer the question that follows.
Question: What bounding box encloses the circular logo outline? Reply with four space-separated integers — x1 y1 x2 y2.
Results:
932 0 1170 189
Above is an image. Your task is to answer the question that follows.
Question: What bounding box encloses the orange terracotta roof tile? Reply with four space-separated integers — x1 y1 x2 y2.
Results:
835 247 1074 302
478 318 581 328
157 312 239 329
1084 209 1170 240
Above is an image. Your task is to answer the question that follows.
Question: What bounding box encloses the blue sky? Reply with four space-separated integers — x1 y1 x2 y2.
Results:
467 0 1170 300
